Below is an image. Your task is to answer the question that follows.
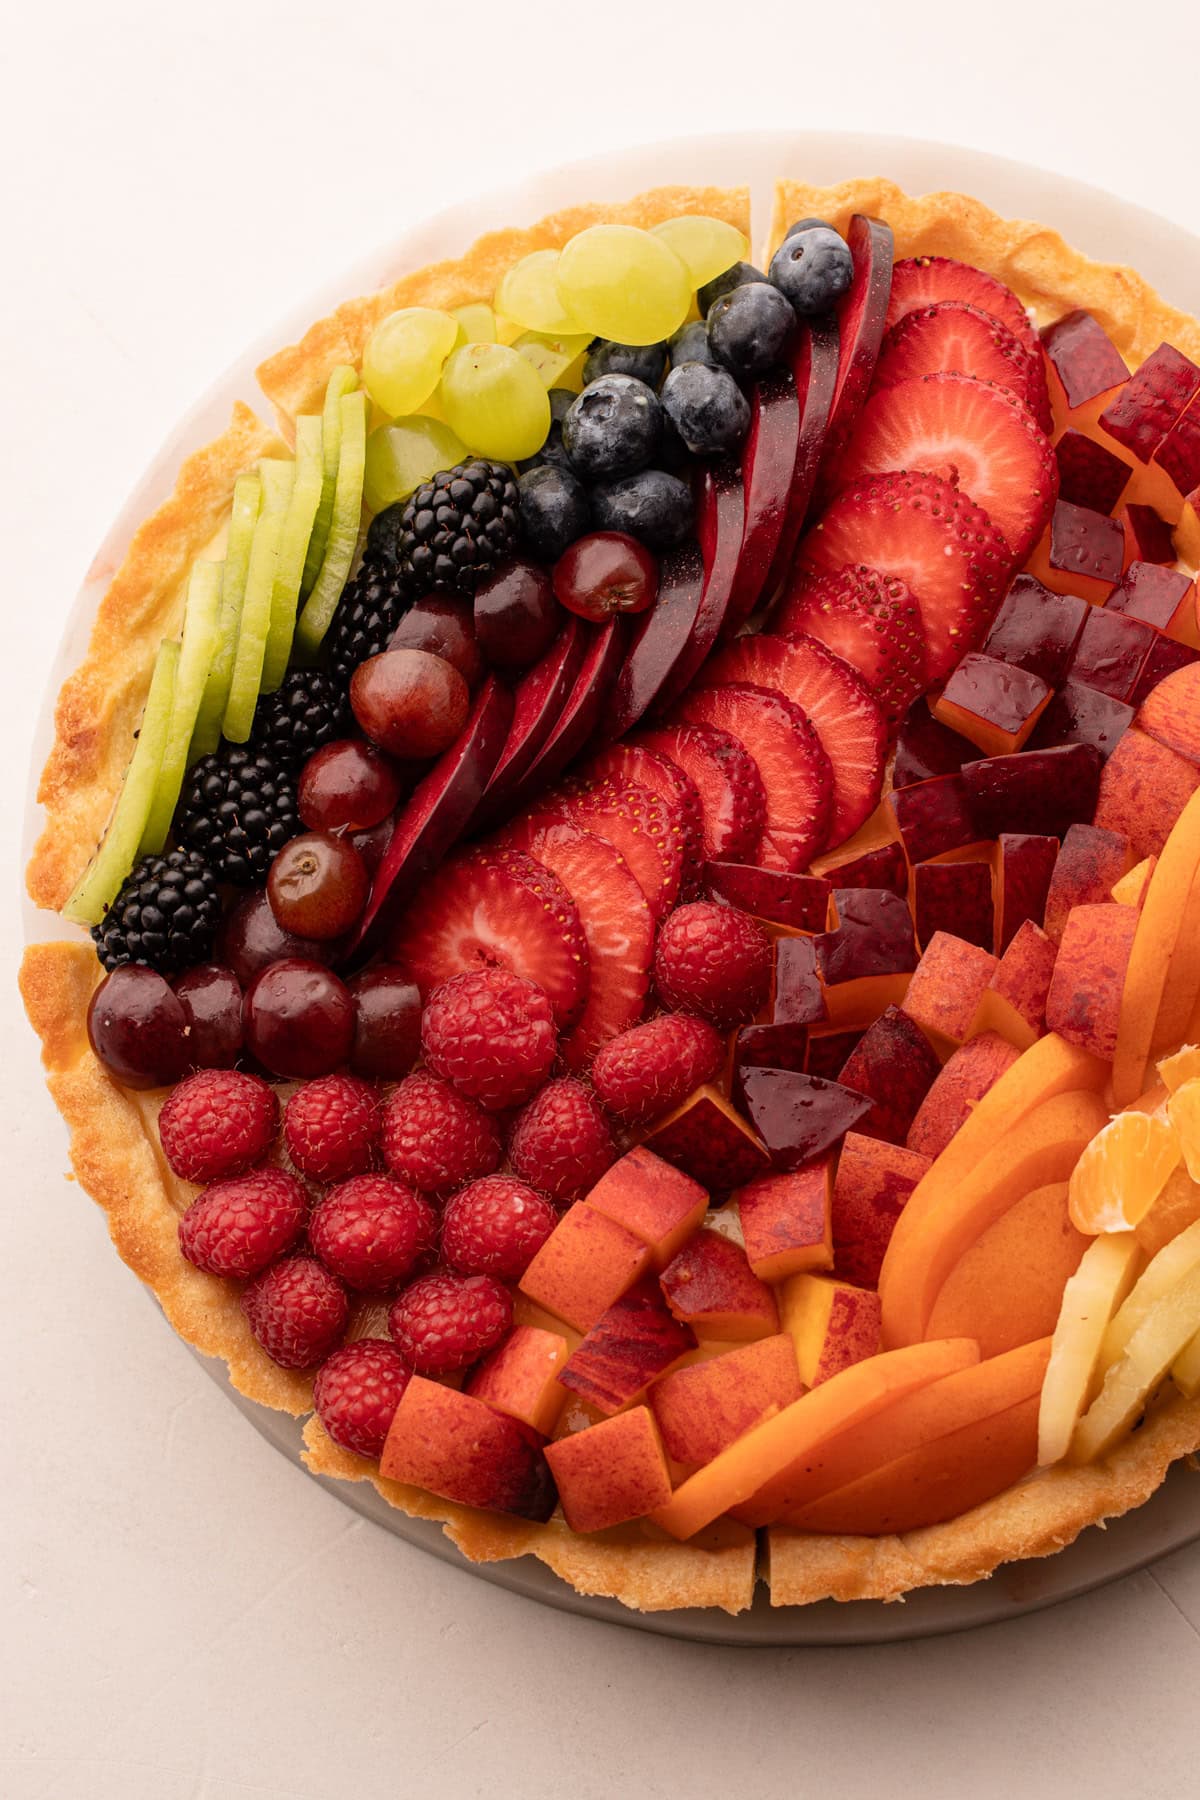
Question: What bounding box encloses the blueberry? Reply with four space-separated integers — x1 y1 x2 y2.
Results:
562 374 662 481
769 226 854 317
583 339 667 388
519 464 591 561
706 282 794 380
517 388 576 475
697 260 765 318
591 469 694 549
783 215 834 240
661 363 751 457
667 320 716 370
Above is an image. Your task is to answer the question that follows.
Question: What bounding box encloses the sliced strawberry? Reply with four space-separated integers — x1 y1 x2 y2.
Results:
699 632 886 844
498 820 654 1071
386 848 589 1029
635 721 767 864
580 740 704 893
833 374 1057 563
797 471 1014 681
875 301 1036 415
671 682 833 871
776 565 927 727
566 781 684 920
885 256 1052 431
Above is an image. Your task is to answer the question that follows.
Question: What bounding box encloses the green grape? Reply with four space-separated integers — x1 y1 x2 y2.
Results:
362 307 458 418
495 250 585 336
453 301 498 346
651 216 750 288
555 224 691 345
513 330 592 391
364 416 468 512
439 342 551 462
140 562 223 856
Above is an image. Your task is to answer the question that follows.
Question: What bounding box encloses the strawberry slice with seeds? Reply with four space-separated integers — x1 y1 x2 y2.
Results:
671 682 833 871
797 471 1013 682
581 740 704 892
833 373 1057 564
776 565 927 727
875 301 1037 416
699 632 886 844
498 820 654 1070
635 721 768 864
386 848 589 1029
555 780 684 920
885 256 1052 431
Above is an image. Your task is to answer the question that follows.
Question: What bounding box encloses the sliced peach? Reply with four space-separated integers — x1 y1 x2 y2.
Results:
651 1337 980 1540
831 1133 930 1288
1043 823 1132 945
544 1404 672 1532
1112 783 1200 1105
925 1183 1087 1356
906 1031 1021 1162
1045 902 1139 1060
1137 661 1200 767
659 1228 779 1339
518 1202 649 1333
1037 1232 1143 1464
735 1163 833 1282
902 931 998 1057
1112 855 1157 907
1093 729 1200 864
969 919 1057 1052
467 1324 571 1435
648 1334 803 1467
781 1273 882 1386
584 1147 708 1269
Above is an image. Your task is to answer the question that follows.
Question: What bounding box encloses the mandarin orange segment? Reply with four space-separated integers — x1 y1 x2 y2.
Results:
1157 1044 1200 1095
1136 1164 1200 1257
1166 1079 1200 1181
1067 1109 1180 1234
1111 785 1200 1107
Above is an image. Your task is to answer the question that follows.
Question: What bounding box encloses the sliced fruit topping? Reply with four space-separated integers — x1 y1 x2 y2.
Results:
474 617 585 825
139 562 223 856
262 414 324 692
224 459 295 742
797 471 1012 682
564 780 683 919
765 315 840 595
672 681 832 871
875 301 1037 412
776 564 926 726
294 385 368 658
605 543 707 739
191 471 261 760
635 721 767 864
814 214 894 494
509 617 625 808
302 364 359 596
725 368 800 631
386 847 588 1030
885 255 1052 431
700 631 886 845
581 739 705 881
833 374 1057 564
648 460 745 714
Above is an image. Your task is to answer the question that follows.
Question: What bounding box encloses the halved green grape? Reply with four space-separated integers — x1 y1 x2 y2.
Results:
139 562 223 855
556 225 691 345
302 366 358 596
190 471 261 759
294 388 368 658
651 216 750 288
495 250 585 336
362 307 458 419
261 417 324 692
223 459 295 741
438 342 551 462
363 416 468 513
63 640 180 927
453 301 498 346
513 330 592 392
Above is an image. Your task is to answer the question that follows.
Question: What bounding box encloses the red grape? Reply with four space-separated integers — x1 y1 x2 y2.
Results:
216 890 335 987
474 559 561 668
350 648 469 758
298 738 403 833
244 959 355 1079
88 966 190 1088
348 965 423 1079
391 594 484 688
174 963 244 1068
553 531 658 621
267 832 369 940
351 819 392 875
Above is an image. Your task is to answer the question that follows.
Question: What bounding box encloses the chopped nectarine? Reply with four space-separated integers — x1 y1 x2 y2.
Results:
381 1378 556 1519
969 919 1057 1051
659 1228 779 1339
558 1277 696 1415
1045 902 1139 1059
925 1182 1087 1357
519 1202 650 1334
902 931 998 1056
585 1147 708 1269
1038 1232 1143 1464
544 1405 672 1532
735 1164 833 1282
906 1031 1022 1161
648 1334 803 1467
836 1004 941 1145
1137 662 1200 767
641 1084 770 1191
1094 729 1200 863
831 1133 930 1289
1043 823 1132 944
781 1273 882 1386
1111 855 1157 907
467 1324 571 1436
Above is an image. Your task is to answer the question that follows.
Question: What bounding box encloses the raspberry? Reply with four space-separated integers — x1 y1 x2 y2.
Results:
157 1068 278 1183
283 1074 380 1181
380 1071 503 1196
243 1255 349 1369
312 1338 413 1460
508 1077 616 1202
591 1012 726 1128
309 1174 437 1293
179 1168 306 1279
388 1270 513 1375
421 969 556 1110
653 900 772 1029
440 1176 558 1280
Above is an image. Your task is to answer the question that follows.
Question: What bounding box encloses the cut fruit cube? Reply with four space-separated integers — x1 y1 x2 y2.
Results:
380 1377 555 1519
1068 609 1155 704
190 471 261 759
1106 561 1195 634
559 1277 696 1415
931 653 1052 757
1043 822 1132 944
62 639 180 927
1133 634 1200 706
962 743 1102 840
301 364 358 597
980 574 1088 685
1028 678 1134 764
1067 1109 1180 1235
659 1229 779 1340
818 887 919 983
831 1134 930 1289
781 1273 882 1387
927 1185 1086 1358
1038 1230 1143 1464
648 1335 803 1468
544 1405 671 1533
1094 729 1200 862
705 862 830 933
466 1324 571 1436
808 804 906 896
735 1163 834 1282
1151 393 1200 500
971 920 1058 1052
138 562 223 856
889 772 977 863
892 700 974 790
1121 502 1176 566
294 387 368 658
261 414 323 691
995 832 1058 952
902 931 998 1056
912 860 994 954
1027 498 1124 603
837 1005 941 1145
1045 902 1139 1060
1071 1260 1200 1462
1054 428 1131 513
805 1030 863 1080
584 1148 708 1270
906 1031 1021 1162
738 1067 873 1171
731 1024 811 1097
1099 342 1200 463
1041 309 1129 413
222 459 294 741
518 1201 649 1334
771 933 827 1025
1137 661 1200 766
642 1084 769 1192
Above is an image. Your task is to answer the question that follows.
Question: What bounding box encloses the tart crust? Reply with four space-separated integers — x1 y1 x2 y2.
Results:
21 177 1200 1614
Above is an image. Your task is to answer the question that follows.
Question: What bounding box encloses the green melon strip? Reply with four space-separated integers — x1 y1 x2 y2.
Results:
190 471 261 759
63 639 181 927
139 562 223 856
294 388 367 660
222 460 295 742
261 415 324 692
301 364 359 597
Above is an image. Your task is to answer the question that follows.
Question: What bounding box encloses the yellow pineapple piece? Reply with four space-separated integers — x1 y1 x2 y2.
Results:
1100 1216 1200 1368
1038 1233 1142 1466
1070 1262 1200 1461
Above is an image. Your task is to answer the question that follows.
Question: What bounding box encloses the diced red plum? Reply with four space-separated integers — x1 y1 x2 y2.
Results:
725 368 800 633
890 772 977 863
1120 503 1176 566
996 833 1059 952
892 700 975 790
1133 635 1200 705
1040 309 1129 410
642 1085 770 1191
837 1005 941 1146
818 888 918 983
706 862 830 932
1028 678 1134 762
558 1278 695 1415
980 575 1088 685
824 838 909 897
1068 608 1155 703
1152 395 1200 499
1054 428 1131 513
1106 562 1194 633
1047 499 1125 589
1100 342 1200 462
806 1030 863 1080
772 934 828 1026
733 1024 812 1104
738 1066 874 1171
962 743 1103 839
912 859 994 952
933 653 1052 756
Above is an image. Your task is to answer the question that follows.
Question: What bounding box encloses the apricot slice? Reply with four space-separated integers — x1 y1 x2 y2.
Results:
1072 1261 1200 1461
880 1083 1109 1346
650 1337 980 1540
925 1183 1087 1357
1151 867 1200 1055
1112 784 1200 1106
1068 1109 1179 1234
1038 1232 1142 1465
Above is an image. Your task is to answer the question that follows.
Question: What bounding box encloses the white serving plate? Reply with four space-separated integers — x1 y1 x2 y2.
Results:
23 130 1200 1642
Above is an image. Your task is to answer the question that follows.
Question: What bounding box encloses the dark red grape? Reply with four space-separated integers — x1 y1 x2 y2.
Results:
267 832 369 940
298 738 404 833
473 559 561 668
553 531 658 621
243 959 355 1078
87 965 190 1088
390 594 484 689
351 819 392 875
350 649 469 758
174 963 244 1068
348 965 422 1079
216 889 334 987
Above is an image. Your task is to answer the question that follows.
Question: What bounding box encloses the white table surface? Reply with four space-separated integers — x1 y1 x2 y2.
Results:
8 3 1200 1795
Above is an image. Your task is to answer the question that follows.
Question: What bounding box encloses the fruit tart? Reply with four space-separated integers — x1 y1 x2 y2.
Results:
22 173 1200 1615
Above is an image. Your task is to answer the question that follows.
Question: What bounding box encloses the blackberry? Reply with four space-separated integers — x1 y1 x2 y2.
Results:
397 459 520 597
177 744 301 886
323 553 415 689
92 848 220 975
250 669 351 769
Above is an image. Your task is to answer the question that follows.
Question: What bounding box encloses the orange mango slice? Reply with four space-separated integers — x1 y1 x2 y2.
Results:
1112 786 1200 1107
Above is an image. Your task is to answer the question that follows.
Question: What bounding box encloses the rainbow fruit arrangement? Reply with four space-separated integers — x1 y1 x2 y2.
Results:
37 195 1200 1569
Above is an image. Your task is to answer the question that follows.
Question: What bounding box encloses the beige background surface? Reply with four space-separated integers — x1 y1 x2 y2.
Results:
7 3 1200 1795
